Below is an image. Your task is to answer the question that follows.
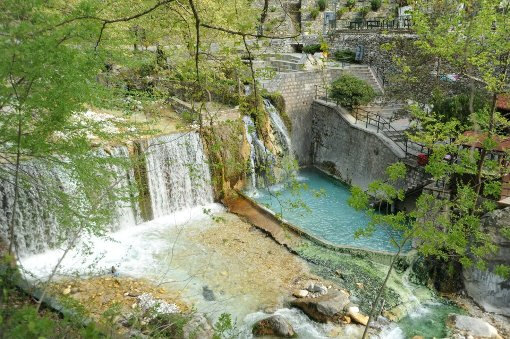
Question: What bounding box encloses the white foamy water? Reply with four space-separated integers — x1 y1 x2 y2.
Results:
19 203 224 280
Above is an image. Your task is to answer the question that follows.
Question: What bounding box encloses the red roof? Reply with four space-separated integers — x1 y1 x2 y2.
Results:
497 93 510 111
462 131 510 152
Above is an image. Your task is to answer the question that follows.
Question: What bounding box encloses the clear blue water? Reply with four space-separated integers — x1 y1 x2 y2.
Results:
250 168 409 253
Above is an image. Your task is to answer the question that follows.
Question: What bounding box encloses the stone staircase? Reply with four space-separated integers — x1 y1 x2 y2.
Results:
343 64 384 94
267 53 305 72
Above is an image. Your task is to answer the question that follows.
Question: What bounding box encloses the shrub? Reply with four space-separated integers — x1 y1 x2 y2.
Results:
330 75 376 108
318 0 327 11
333 49 356 62
371 0 382 11
346 0 356 9
302 44 322 54
336 7 348 18
310 7 320 19
359 6 370 18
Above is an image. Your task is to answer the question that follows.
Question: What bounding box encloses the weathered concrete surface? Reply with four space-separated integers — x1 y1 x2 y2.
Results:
463 207 510 316
310 100 404 189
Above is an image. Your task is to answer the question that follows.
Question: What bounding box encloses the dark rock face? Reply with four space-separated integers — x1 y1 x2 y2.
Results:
252 315 296 337
463 207 510 316
290 290 350 323
202 286 215 301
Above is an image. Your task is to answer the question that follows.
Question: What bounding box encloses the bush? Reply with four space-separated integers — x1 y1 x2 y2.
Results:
318 0 327 11
302 44 322 54
359 6 370 17
336 7 348 18
310 7 320 19
330 75 376 108
333 49 356 62
346 0 356 9
371 0 382 11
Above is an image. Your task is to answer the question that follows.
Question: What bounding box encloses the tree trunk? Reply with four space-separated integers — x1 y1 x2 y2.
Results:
8 117 23 257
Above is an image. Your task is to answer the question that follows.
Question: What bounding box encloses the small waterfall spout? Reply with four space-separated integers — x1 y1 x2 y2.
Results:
264 99 292 154
242 116 276 188
143 133 214 218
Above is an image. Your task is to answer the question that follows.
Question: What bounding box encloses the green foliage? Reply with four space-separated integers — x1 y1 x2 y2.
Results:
346 0 356 9
359 6 370 18
431 91 490 125
213 313 238 339
310 8 320 20
330 75 376 108
336 7 349 18
333 49 356 63
317 0 327 11
303 44 322 54
371 0 382 11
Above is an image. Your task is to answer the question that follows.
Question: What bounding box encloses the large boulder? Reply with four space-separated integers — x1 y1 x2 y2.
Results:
463 207 510 316
291 290 350 323
252 315 296 337
447 314 501 339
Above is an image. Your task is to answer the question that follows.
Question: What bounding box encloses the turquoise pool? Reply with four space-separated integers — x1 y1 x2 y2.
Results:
250 168 409 253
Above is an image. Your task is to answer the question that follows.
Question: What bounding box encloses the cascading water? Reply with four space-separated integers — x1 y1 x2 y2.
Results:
264 99 292 154
242 116 276 188
105 146 142 230
0 162 75 255
143 133 214 218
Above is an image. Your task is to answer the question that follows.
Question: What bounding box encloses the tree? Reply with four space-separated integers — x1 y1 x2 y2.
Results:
349 1 510 337
330 75 376 108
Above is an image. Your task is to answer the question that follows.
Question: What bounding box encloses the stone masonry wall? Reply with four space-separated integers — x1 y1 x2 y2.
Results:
260 69 343 164
310 100 404 189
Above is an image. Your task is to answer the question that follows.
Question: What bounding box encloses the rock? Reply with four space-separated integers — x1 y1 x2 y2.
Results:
136 293 179 316
306 282 328 295
62 286 71 295
447 314 500 338
463 207 510 316
291 290 350 323
341 315 351 324
252 315 295 337
293 289 309 298
355 282 364 289
348 310 369 326
183 313 214 339
412 336 425 339
202 286 216 301
347 306 360 314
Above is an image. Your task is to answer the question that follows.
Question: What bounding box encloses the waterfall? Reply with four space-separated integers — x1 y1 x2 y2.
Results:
107 146 142 230
0 162 75 255
1 132 215 254
242 116 276 188
143 133 214 219
264 99 292 154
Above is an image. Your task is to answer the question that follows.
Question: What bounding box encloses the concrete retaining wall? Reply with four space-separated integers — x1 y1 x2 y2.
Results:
311 100 404 189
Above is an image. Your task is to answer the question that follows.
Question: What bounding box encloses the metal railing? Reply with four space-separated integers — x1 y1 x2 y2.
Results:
333 16 412 31
314 86 427 159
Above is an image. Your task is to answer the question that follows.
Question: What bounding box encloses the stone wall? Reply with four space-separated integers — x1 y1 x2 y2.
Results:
260 69 343 164
310 100 404 189
463 207 510 316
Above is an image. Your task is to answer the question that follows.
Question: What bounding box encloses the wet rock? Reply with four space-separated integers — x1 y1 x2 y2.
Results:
291 290 350 323
183 313 214 339
348 310 369 326
252 315 296 337
306 282 328 295
447 314 501 338
293 289 309 298
202 286 216 301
